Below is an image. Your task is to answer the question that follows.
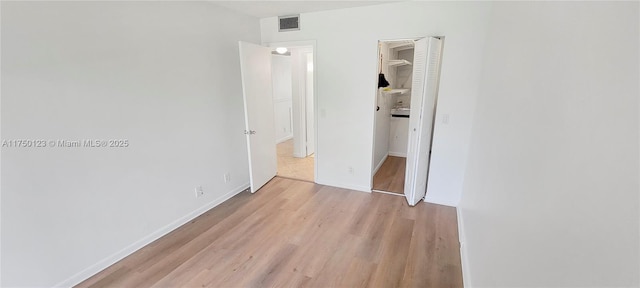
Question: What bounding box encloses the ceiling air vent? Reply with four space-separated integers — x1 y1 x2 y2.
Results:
278 15 300 32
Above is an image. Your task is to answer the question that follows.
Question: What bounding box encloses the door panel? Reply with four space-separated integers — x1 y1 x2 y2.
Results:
239 41 277 193
404 37 443 206
404 38 427 205
412 38 443 204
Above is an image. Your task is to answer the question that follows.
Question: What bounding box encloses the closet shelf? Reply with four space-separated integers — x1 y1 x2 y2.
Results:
383 88 410 95
387 59 412 67
388 41 414 51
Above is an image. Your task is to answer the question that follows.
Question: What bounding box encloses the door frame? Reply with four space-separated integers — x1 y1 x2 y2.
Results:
264 40 318 182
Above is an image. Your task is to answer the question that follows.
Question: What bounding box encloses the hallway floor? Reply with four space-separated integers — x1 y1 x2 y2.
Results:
277 139 314 182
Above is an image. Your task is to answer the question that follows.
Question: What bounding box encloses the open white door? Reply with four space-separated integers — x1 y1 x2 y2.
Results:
404 37 443 206
239 41 277 193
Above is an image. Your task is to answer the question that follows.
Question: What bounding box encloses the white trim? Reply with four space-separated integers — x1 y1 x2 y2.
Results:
369 46 382 187
263 40 316 50
388 151 407 157
276 135 293 144
0 1 3 282
423 196 457 207
55 182 250 287
273 98 292 104
372 153 388 175
371 189 404 197
457 208 472 288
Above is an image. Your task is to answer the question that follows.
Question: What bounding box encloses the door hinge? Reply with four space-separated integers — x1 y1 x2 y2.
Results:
244 130 256 135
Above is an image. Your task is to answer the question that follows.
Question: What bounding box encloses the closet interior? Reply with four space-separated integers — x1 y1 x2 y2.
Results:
372 40 415 195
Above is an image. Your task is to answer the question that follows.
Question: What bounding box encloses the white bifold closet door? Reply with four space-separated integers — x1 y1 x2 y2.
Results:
404 37 443 206
238 41 277 193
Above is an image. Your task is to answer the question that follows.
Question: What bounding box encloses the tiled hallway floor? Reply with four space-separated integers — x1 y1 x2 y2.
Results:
277 139 314 182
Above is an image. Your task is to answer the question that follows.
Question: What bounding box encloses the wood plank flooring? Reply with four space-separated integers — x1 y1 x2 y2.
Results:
372 156 406 195
76 177 462 288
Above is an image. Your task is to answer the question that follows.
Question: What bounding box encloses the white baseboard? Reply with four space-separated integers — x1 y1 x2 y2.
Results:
457 208 472 288
276 135 293 144
423 196 457 207
55 182 250 288
315 178 371 193
372 154 388 176
388 151 407 157
371 189 405 197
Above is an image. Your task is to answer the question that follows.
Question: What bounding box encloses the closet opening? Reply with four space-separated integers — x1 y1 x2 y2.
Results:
371 37 444 206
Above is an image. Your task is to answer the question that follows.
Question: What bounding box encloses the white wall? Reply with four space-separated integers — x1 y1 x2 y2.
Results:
372 42 392 175
305 52 315 155
261 2 492 198
271 54 293 143
458 2 639 287
389 117 409 157
0 2 260 286
373 87 391 173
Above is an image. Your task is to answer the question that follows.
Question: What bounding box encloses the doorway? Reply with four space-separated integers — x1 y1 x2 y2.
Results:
371 37 444 205
269 44 315 182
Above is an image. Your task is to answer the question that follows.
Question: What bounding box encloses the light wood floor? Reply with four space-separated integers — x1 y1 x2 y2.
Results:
372 156 406 195
277 139 314 182
77 177 462 288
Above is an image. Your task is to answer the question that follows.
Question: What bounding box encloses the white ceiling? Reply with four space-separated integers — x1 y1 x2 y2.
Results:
212 1 400 18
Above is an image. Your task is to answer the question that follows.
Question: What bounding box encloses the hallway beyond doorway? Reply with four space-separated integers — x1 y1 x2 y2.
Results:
277 139 314 182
